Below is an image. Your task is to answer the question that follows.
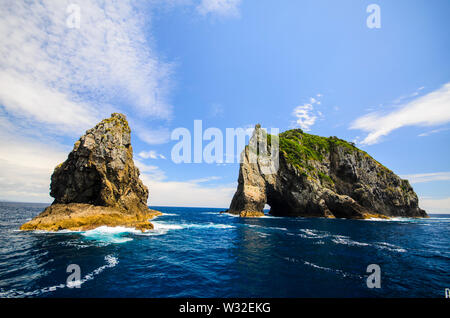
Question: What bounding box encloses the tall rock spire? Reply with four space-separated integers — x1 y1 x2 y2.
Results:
20 113 161 232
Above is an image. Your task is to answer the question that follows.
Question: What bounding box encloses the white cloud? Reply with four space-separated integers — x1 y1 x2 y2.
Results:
134 125 171 145
134 159 167 182
187 176 221 183
135 158 234 207
0 72 99 135
0 128 68 203
143 176 236 208
418 127 449 137
196 0 241 17
401 172 450 184
0 0 178 202
0 0 173 135
420 197 450 214
351 83 450 145
138 150 166 160
292 94 323 131
293 104 316 131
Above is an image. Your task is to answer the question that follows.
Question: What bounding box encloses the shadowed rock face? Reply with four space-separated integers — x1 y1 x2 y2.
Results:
20 113 160 232
227 126 427 219
50 113 148 214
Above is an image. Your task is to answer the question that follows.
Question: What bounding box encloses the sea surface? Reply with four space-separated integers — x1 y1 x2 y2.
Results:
0 202 448 298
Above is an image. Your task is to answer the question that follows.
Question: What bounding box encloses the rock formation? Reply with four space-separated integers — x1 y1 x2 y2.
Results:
20 113 161 232
226 125 427 219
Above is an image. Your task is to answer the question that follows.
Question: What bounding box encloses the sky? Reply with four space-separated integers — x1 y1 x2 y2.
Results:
0 0 449 213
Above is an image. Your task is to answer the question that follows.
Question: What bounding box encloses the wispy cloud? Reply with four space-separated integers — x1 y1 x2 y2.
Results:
418 127 449 137
351 83 450 145
135 159 234 207
142 175 236 208
401 172 450 184
292 94 323 131
138 150 166 160
0 0 173 137
0 0 177 202
420 197 450 214
0 127 68 203
0 72 98 135
196 0 242 17
187 176 221 183
134 125 171 145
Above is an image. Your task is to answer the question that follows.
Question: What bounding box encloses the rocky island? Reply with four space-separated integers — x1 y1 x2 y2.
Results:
226 125 427 219
20 113 161 232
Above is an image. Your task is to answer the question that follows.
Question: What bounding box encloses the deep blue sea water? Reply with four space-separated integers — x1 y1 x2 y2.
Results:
0 202 448 298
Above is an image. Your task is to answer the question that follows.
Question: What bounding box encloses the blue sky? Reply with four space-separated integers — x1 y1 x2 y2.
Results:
0 0 449 212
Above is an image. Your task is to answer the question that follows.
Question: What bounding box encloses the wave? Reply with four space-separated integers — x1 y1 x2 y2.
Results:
82 226 139 243
331 236 370 247
284 257 362 279
330 235 406 252
220 212 240 218
362 217 450 223
26 220 236 242
0 255 118 298
140 221 235 236
295 229 407 253
245 224 288 231
374 242 407 253
298 228 330 239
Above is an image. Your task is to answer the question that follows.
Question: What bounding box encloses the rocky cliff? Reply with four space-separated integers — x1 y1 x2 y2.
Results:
227 126 427 219
20 113 161 232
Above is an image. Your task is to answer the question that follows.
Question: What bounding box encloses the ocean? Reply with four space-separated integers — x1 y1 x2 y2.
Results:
0 202 448 298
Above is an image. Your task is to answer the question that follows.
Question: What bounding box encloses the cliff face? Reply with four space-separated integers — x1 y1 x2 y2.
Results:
20 113 161 232
228 126 427 219
50 113 148 214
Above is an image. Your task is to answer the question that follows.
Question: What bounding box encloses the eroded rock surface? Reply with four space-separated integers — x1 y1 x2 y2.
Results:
227 126 427 219
20 113 161 231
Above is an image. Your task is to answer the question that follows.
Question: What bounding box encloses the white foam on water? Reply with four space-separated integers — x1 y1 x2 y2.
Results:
81 226 139 243
259 215 278 219
301 260 361 278
374 242 407 253
141 221 235 236
182 223 235 229
329 235 407 253
141 221 184 236
284 257 361 279
221 212 240 218
245 224 288 231
0 255 118 298
361 217 434 222
298 228 330 239
331 235 370 247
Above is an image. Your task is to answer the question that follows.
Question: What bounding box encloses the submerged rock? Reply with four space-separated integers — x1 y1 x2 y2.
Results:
227 125 427 219
20 113 161 232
